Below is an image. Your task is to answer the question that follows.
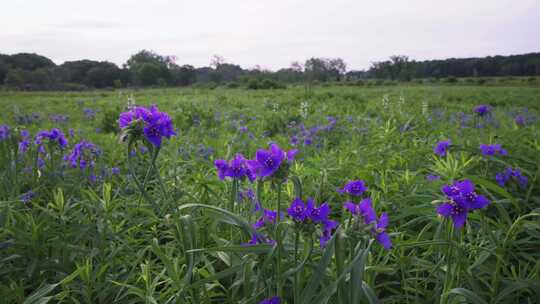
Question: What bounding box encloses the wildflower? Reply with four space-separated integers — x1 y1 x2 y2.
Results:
119 105 175 147
426 174 441 182
247 143 297 179
111 167 120 175
437 179 490 229
254 209 280 229
242 233 275 246
64 140 101 169
0 124 10 140
18 130 31 154
338 180 367 197
496 167 527 189
320 219 339 247
19 191 36 203
214 153 255 182
514 115 526 126
344 197 377 224
35 128 68 149
474 105 491 116
433 140 451 157
479 144 507 156
287 198 308 222
259 297 281 304
306 200 330 224
373 213 392 249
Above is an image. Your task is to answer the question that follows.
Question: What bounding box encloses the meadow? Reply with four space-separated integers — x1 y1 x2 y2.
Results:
0 84 539 304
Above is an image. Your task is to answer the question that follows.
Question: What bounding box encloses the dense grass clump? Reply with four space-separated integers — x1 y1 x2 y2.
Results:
0 84 539 303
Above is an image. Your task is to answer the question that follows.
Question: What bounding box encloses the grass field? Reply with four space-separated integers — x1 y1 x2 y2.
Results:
1 84 539 303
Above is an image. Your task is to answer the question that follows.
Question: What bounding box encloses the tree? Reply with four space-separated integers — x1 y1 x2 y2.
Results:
126 50 172 86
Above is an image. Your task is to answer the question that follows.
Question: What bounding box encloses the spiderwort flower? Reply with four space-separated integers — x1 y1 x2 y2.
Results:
19 190 36 203
214 153 255 181
373 213 392 249
426 174 441 182
515 115 526 127
434 140 451 157
242 233 275 246
287 198 308 222
0 124 10 140
306 200 330 224
474 104 491 116
64 140 101 169
35 128 68 149
496 167 528 189
247 143 297 179
479 144 507 156
118 105 176 147
254 209 280 229
344 197 377 225
338 180 367 197
18 130 31 154
259 297 281 304
437 179 490 229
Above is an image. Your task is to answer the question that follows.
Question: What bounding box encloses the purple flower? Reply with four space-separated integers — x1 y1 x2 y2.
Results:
437 179 490 229
434 140 451 157
64 140 101 170
474 105 491 116
320 219 338 247
247 143 297 179
515 115 526 126
119 105 176 147
259 297 281 304
0 124 10 140
214 153 255 182
374 213 392 249
35 128 68 149
338 180 367 197
496 167 527 189
479 144 507 156
287 198 308 222
19 190 36 203
426 174 441 182
344 197 377 224
306 200 330 223
254 209 280 229
111 167 120 175
242 234 275 246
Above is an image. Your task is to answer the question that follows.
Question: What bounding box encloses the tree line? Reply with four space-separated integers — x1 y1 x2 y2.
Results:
0 50 539 90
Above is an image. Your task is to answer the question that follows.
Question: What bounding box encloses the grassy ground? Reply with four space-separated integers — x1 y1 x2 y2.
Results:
0 84 539 303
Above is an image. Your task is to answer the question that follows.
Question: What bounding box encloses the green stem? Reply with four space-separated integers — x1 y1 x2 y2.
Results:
294 230 300 304
441 220 454 304
127 143 156 212
276 181 283 298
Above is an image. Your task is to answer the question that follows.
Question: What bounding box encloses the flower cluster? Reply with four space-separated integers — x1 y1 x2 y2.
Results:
344 198 392 249
338 180 367 197
64 140 101 170
479 144 507 156
35 128 68 149
83 108 97 120
433 140 451 157
18 130 31 154
289 116 337 147
474 104 491 116
214 153 255 181
49 114 70 124
259 297 281 304
287 198 338 247
246 143 297 180
496 167 528 189
119 105 176 147
436 179 490 229
0 124 10 140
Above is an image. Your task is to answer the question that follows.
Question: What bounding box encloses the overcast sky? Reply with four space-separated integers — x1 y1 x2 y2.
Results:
1 0 539 70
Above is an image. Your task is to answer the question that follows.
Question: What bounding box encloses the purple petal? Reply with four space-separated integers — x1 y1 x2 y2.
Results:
376 232 392 249
437 203 453 217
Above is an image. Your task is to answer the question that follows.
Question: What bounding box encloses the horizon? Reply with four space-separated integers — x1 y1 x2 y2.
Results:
2 0 540 71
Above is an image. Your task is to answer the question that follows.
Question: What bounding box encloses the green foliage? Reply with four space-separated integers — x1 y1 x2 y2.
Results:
0 84 540 303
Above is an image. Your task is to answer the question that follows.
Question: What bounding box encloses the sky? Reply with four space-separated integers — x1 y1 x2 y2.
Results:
1 0 540 71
